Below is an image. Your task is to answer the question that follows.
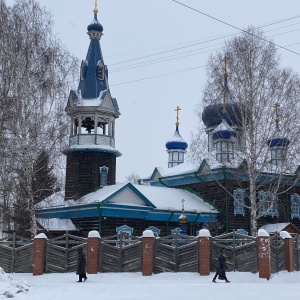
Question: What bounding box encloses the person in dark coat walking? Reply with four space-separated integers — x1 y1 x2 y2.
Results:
212 250 230 283
76 247 87 282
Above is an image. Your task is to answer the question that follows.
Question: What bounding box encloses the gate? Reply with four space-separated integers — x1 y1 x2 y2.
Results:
211 231 257 273
0 234 33 273
154 233 198 273
45 233 87 273
99 232 141 272
270 232 285 273
292 234 300 271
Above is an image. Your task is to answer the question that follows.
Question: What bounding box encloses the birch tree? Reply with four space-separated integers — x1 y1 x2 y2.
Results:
0 0 78 236
191 27 300 235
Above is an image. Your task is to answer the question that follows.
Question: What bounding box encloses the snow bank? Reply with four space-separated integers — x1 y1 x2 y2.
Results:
0 267 30 298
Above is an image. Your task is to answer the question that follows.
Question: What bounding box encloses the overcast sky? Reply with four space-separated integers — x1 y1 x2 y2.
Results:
7 0 300 182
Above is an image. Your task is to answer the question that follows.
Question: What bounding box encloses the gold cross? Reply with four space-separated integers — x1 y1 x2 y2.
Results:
222 55 230 79
181 199 185 210
221 55 230 114
93 0 98 14
175 106 181 126
274 103 280 124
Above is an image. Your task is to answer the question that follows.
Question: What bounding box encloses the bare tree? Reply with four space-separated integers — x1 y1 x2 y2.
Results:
125 173 141 185
0 0 78 236
192 27 300 235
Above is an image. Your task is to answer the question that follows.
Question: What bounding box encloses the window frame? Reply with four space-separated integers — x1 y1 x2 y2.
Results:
290 194 300 219
233 189 245 215
99 166 109 187
258 191 278 217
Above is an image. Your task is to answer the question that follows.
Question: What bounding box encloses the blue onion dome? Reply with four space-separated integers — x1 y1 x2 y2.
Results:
202 102 242 128
87 13 103 32
212 119 237 140
166 125 188 150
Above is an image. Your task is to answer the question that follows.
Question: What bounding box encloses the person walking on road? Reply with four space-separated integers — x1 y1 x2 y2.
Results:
76 247 87 282
212 250 230 283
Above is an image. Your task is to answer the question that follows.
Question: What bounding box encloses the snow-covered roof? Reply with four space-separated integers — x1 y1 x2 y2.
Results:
36 183 217 214
259 223 290 233
37 218 78 232
133 184 215 212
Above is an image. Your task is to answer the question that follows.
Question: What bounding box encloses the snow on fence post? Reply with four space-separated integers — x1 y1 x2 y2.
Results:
33 233 47 276
257 229 271 280
280 231 293 272
87 231 101 274
198 229 211 276
142 230 155 276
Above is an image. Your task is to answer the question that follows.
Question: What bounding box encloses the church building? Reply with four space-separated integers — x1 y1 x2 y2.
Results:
35 4 218 237
36 3 300 238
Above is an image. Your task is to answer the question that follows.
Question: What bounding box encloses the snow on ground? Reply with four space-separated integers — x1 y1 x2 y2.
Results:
1 269 300 299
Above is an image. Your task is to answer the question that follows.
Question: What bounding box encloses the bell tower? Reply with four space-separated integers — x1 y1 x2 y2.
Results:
64 3 121 200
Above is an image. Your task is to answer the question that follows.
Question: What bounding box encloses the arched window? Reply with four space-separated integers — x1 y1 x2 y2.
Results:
80 60 88 80
97 61 104 80
233 189 245 215
99 166 109 187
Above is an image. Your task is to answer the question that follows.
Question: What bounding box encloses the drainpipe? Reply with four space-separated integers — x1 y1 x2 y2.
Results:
96 202 102 234
192 211 201 236
166 210 174 235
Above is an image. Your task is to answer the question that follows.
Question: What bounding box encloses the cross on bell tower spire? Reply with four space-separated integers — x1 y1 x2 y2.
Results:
175 106 181 126
222 55 230 114
93 0 98 14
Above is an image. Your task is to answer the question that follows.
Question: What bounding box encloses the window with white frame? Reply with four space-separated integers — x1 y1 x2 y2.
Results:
291 194 300 218
233 189 245 215
215 141 234 162
258 191 278 217
99 166 109 187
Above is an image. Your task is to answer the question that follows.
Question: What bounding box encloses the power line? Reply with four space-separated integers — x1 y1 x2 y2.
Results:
110 39 299 87
171 0 300 56
110 27 300 74
110 65 206 86
106 15 300 59
108 19 300 70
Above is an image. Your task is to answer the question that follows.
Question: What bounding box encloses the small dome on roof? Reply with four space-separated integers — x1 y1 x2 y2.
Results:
166 126 188 150
212 119 237 140
202 102 242 128
87 14 103 32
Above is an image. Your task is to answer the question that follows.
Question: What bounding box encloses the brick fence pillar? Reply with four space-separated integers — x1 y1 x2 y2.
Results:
142 230 155 276
33 233 47 276
280 231 293 272
257 229 271 280
87 230 101 274
198 229 211 276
